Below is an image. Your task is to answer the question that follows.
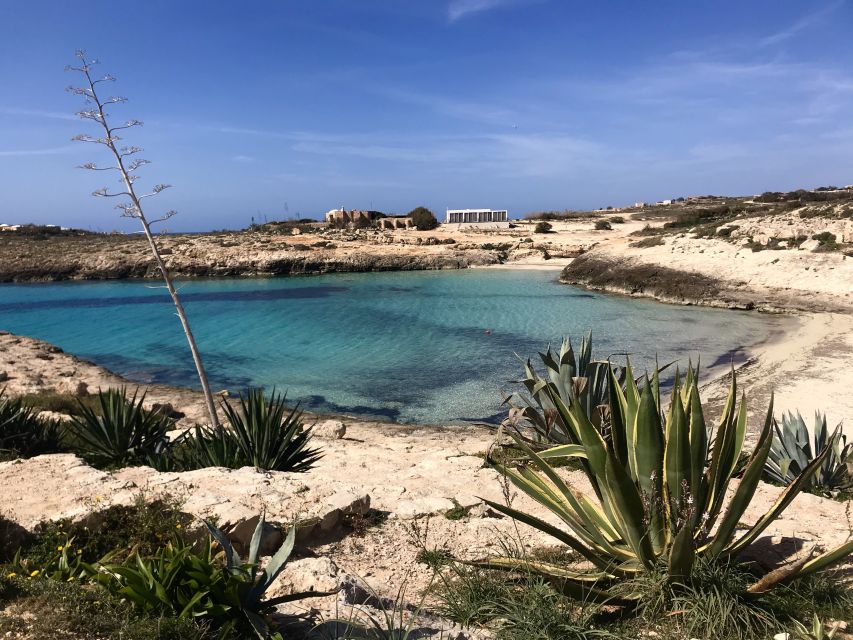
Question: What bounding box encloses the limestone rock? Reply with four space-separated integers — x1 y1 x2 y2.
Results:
267 556 341 599
799 239 821 251
221 513 283 556
37 410 72 422
314 419 346 439
56 379 88 396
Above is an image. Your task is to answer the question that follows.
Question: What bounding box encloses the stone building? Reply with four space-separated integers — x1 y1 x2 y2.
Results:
324 208 383 227
377 216 415 230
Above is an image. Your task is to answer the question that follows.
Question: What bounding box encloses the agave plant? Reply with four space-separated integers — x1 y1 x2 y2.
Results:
98 536 242 634
180 389 321 472
0 389 66 459
66 388 173 468
509 333 670 446
478 364 853 602
99 514 334 638
764 411 852 495
204 514 337 638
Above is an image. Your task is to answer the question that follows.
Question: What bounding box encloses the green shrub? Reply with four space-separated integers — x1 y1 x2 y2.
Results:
0 390 67 460
611 216 625 224
18 496 194 569
94 515 332 639
811 231 838 251
764 411 852 496
534 221 552 234
99 539 240 633
15 391 101 416
478 364 853 602
177 389 321 473
408 206 438 231
594 220 612 230
66 388 174 469
434 564 601 639
0 576 212 639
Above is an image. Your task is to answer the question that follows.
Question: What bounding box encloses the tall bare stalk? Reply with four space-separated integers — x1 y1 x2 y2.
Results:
66 50 220 429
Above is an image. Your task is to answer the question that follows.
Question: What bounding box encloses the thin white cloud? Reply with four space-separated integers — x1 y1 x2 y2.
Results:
447 0 532 22
232 154 255 163
0 107 78 121
374 86 519 127
758 1 843 47
0 146 75 157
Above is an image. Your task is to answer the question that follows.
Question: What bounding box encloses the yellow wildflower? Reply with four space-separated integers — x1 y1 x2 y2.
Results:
6 572 17 578
175 523 182 529
57 545 64 551
30 570 39 577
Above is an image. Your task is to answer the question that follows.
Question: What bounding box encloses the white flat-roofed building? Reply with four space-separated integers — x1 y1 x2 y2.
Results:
445 208 509 226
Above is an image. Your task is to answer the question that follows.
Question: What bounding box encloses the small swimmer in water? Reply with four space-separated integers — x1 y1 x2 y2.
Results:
485 329 492 335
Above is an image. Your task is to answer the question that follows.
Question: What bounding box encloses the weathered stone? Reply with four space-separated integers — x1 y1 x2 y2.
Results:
56 379 88 396
317 491 371 533
392 496 456 519
314 419 346 439
799 239 821 251
267 557 341 599
222 513 284 556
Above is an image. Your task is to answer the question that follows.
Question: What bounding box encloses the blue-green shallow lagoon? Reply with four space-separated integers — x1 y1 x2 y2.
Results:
0 269 787 424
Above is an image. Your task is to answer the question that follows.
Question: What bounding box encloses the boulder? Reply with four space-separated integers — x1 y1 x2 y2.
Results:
799 239 821 251
267 556 341 599
56 379 88 396
314 419 346 439
315 491 371 535
221 513 284 556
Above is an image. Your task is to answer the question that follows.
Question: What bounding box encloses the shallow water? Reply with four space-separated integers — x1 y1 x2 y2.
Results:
0 269 788 424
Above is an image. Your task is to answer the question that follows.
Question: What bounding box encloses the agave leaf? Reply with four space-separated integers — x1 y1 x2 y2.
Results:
706 397 774 557
663 382 690 528
478 497 620 569
745 552 813 595
603 453 656 568
668 522 695 582
725 427 841 557
203 519 240 572
470 556 609 582
493 442 624 556
248 513 264 567
632 380 665 552
608 363 629 467
248 525 296 604
794 539 853 579
537 444 588 460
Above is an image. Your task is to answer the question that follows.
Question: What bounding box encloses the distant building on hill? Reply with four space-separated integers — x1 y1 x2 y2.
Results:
445 208 509 228
324 207 383 227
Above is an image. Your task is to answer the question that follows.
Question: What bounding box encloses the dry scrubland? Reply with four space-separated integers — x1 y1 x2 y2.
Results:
2 192 853 638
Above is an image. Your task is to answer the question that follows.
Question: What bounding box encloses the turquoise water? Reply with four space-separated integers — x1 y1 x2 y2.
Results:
0 270 786 424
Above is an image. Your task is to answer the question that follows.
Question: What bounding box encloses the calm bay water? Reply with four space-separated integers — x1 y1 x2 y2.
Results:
0 270 787 424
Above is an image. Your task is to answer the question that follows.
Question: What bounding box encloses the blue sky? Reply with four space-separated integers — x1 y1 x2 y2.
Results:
1 0 852 231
